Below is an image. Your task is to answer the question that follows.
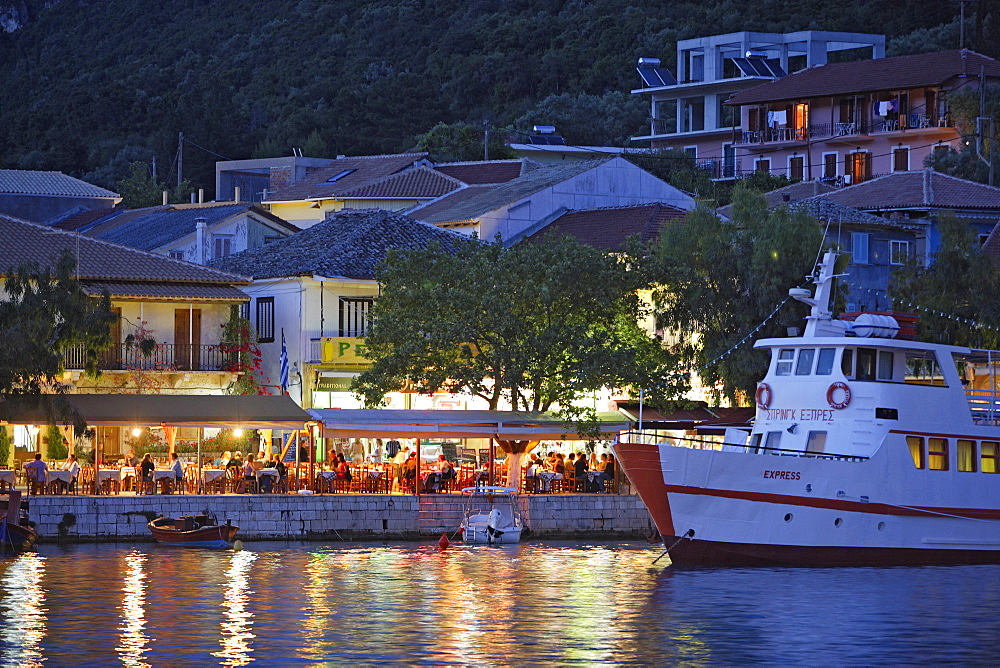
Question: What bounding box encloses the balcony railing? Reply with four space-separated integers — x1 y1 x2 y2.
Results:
63 343 236 372
742 115 952 145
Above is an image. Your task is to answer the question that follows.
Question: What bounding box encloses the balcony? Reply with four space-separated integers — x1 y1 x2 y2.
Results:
741 115 954 147
64 343 236 372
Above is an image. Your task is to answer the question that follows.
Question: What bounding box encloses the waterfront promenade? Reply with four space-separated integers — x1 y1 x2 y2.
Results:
26 492 654 543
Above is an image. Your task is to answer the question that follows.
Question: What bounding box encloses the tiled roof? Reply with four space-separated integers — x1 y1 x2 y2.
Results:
81 282 250 301
981 222 1000 267
51 206 122 231
717 180 837 220
338 166 462 199
818 170 1000 211
412 159 613 225
788 198 904 228
404 185 499 223
434 160 527 184
208 208 470 280
525 203 687 251
265 153 428 202
0 169 119 198
89 203 297 251
0 215 250 288
727 50 1000 105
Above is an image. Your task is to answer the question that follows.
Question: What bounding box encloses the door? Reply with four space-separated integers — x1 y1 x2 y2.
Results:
101 307 122 369
174 308 202 371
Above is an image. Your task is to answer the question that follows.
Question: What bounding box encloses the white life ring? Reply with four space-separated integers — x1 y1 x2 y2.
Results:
755 383 773 409
827 382 852 410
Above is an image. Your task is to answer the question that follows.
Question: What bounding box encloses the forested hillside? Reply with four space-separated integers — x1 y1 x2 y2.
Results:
0 0 988 196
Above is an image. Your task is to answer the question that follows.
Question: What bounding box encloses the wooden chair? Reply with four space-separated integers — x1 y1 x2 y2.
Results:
78 466 94 495
25 467 45 496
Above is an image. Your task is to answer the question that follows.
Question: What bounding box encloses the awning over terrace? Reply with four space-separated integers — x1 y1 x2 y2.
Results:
0 394 312 430
307 409 632 440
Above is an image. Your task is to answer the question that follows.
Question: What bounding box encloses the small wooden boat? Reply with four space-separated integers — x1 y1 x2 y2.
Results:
1 490 39 552
148 514 238 549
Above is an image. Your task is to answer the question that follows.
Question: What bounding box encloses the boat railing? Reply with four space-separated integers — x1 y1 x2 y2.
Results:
616 430 868 462
965 389 1000 425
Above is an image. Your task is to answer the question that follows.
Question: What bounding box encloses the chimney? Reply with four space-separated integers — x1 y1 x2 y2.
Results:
198 188 204 204
190 193 196 204
162 191 169 206
195 219 207 264
234 186 241 203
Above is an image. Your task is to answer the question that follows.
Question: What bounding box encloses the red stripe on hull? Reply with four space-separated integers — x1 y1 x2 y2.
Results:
614 442 675 536
661 536 1000 567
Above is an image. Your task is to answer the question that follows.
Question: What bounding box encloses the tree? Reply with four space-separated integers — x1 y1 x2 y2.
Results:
890 214 1000 348
116 161 166 208
219 305 270 395
353 233 678 483
0 250 118 399
650 186 825 404
412 122 514 162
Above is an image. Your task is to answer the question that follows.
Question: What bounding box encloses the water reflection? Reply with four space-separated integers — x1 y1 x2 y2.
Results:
116 550 149 668
0 552 47 667
214 550 257 666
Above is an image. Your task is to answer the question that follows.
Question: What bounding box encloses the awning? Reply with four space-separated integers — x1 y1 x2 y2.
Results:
307 409 632 440
0 394 312 430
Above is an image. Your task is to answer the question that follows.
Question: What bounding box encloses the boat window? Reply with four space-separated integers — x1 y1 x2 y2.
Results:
841 348 854 377
749 433 763 454
957 440 976 472
776 349 794 376
816 348 836 375
877 351 894 380
906 351 946 386
928 438 949 471
906 435 924 469
805 431 827 453
856 348 877 381
981 441 999 473
763 431 782 451
795 349 815 375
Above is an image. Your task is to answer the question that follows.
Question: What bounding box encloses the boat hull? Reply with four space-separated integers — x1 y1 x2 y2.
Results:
148 518 238 549
462 524 522 544
1 521 39 552
616 440 1000 567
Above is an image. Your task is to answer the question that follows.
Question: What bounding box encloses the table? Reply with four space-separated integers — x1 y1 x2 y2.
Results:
46 469 75 494
255 468 279 493
97 469 122 494
0 470 15 488
152 469 179 494
201 468 226 494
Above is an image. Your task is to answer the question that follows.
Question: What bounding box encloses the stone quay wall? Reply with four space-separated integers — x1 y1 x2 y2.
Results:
27 493 655 543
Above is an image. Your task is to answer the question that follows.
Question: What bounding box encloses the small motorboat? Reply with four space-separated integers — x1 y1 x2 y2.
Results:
460 486 523 544
148 514 238 549
1 490 39 552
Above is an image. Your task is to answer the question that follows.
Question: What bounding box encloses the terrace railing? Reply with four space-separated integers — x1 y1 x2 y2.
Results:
63 343 235 372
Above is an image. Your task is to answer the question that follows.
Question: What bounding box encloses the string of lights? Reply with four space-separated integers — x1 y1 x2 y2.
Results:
891 296 1000 332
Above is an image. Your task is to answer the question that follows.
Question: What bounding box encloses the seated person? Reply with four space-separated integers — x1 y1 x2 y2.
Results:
402 452 417 488
24 453 48 491
123 449 139 468
589 454 616 493
60 453 81 493
139 453 155 494
433 455 456 491
166 452 184 492
336 453 352 482
237 454 256 493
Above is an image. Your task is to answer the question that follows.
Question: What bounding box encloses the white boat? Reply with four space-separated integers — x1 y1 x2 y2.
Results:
615 251 1000 566
460 486 523 544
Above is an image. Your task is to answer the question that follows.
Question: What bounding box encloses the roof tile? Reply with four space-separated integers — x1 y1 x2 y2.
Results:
265 153 428 202
0 169 119 198
526 203 687 250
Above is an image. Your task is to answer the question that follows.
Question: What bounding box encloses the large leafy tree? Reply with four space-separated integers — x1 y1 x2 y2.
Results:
650 187 824 404
0 250 118 398
890 214 1000 348
355 233 675 412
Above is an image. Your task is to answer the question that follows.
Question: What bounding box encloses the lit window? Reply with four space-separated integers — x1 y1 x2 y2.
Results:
906 436 924 469
957 440 976 472
842 348 854 377
928 438 949 471
981 441 999 473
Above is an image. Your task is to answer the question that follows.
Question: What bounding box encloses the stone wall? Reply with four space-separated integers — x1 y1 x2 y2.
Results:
26 493 653 543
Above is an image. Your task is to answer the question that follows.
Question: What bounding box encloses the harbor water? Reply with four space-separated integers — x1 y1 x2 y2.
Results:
1 541 997 665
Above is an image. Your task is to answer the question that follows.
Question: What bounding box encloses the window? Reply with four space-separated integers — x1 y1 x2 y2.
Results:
892 146 909 172
856 347 877 381
908 352 946 386
795 348 815 375
877 351 894 380
806 431 827 453
957 440 977 472
776 349 795 375
168 250 184 260
853 233 870 264
816 348 836 375
823 153 838 179
256 297 275 343
326 168 356 183
755 158 771 173
339 297 373 337
841 348 854 377
763 431 782 451
928 438 949 471
683 146 697 159
793 103 809 140
239 302 250 320
981 441 999 473
214 236 232 259
789 156 804 180
845 151 871 184
749 433 763 453
890 240 910 265
906 436 924 469
263 236 280 245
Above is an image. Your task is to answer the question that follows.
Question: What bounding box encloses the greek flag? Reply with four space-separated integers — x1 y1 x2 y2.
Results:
279 330 289 394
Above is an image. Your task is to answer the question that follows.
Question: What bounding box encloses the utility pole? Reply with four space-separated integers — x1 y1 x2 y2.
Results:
953 0 979 49
976 65 994 186
483 120 489 161
177 132 184 188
